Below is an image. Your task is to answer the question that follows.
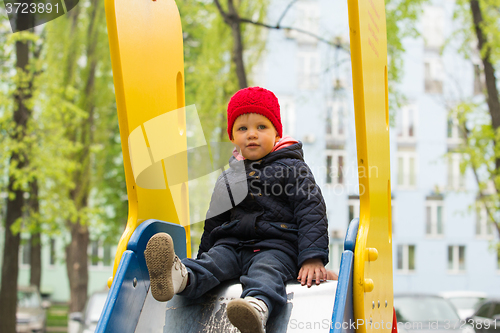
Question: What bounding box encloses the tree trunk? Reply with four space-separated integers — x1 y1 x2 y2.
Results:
469 0 500 238
227 0 247 89
65 220 89 313
0 13 33 333
0 160 24 333
213 0 248 89
29 233 42 289
65 0 100 313
29 180 41 289
470 0 500 170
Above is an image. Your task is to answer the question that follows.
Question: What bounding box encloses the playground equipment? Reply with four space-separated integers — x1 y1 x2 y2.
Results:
96 0 393 332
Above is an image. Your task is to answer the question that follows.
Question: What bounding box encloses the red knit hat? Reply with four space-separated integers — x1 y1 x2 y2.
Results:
227 87 282 140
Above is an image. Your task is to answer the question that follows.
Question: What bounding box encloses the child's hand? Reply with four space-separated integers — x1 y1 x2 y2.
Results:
297 258 327 288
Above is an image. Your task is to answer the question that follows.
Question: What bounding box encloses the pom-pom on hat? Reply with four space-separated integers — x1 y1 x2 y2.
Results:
227 86 282 140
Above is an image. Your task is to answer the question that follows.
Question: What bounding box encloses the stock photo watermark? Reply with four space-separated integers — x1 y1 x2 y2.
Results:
247 162 379 199
288 318 495 331
2 0 78 33
289 318 392 330
127 105 381 224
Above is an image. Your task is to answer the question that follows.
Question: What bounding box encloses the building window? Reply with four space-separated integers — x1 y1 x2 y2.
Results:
297 50 320 90
422 6 444 50
424 57 444 94
49 238 56 266
348 196 360 225
476 204 494 238
89 240 113 268
397 244 416 273
103 244 112 267
497 249 500 271
397 150 417 189
328 241 343 272
277 95 295 137
447 116 465 144
426 198 444 236
447 153 465 190
326 99 347 140
448 245 466 273
294 1 320 44
326 150 345 185
91 241 99 266
21 240 30 266
474 63 485 95
397 104 417 141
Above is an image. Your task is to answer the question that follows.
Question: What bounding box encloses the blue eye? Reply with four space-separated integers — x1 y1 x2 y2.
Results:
238 126 247 131
258 125 266 129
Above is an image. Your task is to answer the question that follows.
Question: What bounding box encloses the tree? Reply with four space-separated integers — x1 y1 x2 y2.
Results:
213 0 426 112
178 0 267 141
40 0 117 312
0 13 40 332
26 31 45 292
28 180 41 289
175 1 269 251
385 0 429 112
445 0 500 241
1 0 118 316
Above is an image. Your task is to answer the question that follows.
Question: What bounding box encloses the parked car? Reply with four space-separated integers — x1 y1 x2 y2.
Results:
394 294 474 333
16 285 50 333
69 290 108 333
440 291 488 320
467 299 500 333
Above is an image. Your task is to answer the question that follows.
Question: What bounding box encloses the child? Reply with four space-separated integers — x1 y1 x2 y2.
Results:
144 87 329 333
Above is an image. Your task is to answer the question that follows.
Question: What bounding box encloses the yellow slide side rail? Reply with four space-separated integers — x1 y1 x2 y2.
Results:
104 0 191 287
347 0 394 332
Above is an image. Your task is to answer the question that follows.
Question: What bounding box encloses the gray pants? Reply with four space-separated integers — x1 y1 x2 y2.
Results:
180 244 297 314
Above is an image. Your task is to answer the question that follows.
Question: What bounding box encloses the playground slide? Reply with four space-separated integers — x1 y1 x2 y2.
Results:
96 218 358 333
96 0 393 331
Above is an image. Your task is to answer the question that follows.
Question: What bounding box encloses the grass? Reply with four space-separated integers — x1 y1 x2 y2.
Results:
46 303 68 333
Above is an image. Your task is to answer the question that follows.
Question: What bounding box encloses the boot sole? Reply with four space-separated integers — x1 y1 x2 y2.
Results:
227 299 265 333
144 233 175 302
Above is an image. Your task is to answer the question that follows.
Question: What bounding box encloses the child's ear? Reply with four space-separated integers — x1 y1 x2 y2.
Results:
275 134 281 144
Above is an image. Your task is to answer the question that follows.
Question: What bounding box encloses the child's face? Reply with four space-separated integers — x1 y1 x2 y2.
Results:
231 113 281 161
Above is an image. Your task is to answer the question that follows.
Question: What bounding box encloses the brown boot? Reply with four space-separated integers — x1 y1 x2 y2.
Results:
144 233 188 302
227 296 269 333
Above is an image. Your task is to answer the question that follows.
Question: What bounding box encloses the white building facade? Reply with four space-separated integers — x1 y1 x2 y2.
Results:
256 0 500 294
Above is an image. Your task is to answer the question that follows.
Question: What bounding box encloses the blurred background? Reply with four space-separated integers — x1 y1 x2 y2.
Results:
1 0 499 332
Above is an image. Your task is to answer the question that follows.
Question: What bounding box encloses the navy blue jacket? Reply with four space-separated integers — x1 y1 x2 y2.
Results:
197 142 329 267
